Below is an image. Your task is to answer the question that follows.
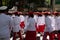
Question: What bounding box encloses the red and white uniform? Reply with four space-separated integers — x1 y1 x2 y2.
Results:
55 16 60 40
19 15 25 29
37 15 45 32
13 16 23 40
43 15 53 40
24 15 29 30
49 16 58 40
24 17 36 40
44 15 56 40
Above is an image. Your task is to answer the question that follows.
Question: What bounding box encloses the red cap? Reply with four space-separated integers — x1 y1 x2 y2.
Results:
53 11 58 15
34 12 40 14
18 12 22 14
39 12 42 15
28 12 34 15
13 12 19 15
43 12 48 14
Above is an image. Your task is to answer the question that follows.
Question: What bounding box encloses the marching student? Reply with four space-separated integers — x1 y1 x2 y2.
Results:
0 6 13 40
19 12 25 29
55 12 60 40
49 12 60 40
57 13 60 40
8 10 15 37
33 11 39 32
43 11 57 40
12 12 23 40
37 11 45 34
49 12 57 40
33 11 38 24
24 11 36 40
43 12 51 40
24 11 29 31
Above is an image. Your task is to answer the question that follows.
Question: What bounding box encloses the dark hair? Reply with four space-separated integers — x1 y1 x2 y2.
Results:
29 14 34 18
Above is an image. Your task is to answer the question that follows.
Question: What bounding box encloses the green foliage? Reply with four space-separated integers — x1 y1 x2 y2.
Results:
55 0 60 4
2 0 10 6
45 0 51 5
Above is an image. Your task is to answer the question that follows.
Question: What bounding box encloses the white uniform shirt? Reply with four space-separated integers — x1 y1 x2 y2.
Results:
34 15 38 23
51 16 57 31
55 16 60 30
37 15 45 27
45 16 56 32
19 15 25 22
13 16 21 32
24 15 29 29
24 17 36 31
45 16 52 32
0 13 13 38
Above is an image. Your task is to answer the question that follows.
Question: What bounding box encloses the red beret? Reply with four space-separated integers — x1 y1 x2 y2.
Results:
28 12 34 15
34 12 40 15
13 12 18 14
53 12 58 15
18 12 22 14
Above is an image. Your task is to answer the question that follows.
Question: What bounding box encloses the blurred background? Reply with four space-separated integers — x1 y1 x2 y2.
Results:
0 0 60 11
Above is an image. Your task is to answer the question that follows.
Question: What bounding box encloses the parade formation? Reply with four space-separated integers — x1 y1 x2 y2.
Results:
0 6 60 40
0 0 60 40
